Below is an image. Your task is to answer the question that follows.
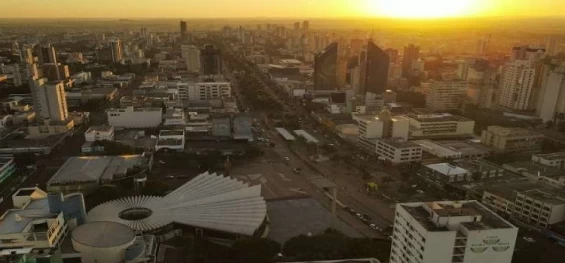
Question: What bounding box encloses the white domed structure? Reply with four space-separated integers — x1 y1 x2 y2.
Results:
87 172 267 236
71 221 136 263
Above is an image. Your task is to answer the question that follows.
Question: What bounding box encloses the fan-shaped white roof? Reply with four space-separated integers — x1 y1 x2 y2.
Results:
87 172 267 236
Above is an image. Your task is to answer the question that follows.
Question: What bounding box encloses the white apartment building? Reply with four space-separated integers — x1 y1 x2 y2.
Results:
177 81 231 101
181 45 201 72
536 66 565 122
355 111 410 153
0 188 69 253
107 106 162 128
498 60 537 110
408 113 475 139
391 201 518 263
377 138 422 165
84 125 114 142
532 152 565 169
31 79 69 122
482 186 565 229
426 80 467 112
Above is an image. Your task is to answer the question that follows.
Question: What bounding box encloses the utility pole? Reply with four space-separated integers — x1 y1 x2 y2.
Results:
331 186 337 229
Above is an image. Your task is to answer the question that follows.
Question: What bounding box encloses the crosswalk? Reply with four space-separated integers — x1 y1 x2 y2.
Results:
305 174 336 188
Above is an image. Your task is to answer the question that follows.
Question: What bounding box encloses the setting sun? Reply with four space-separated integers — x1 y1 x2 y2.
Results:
367 0 475 18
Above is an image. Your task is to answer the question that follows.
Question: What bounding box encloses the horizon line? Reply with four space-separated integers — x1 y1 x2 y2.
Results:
1 15 565 20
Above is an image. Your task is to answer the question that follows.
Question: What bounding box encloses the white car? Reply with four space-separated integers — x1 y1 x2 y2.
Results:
522 237 536 243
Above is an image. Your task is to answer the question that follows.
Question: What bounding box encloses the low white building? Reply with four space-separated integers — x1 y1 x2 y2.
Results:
354 110 410 153
418 163 473 188
391 201 518 263
377 138 422 165
155 130 185 152
0 188 75 254
107 106 163 128
408 113 475 139
177 80 231 101
532 152 565 170
84 125 114 142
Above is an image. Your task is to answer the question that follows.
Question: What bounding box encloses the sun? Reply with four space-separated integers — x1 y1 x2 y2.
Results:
367 0 475 18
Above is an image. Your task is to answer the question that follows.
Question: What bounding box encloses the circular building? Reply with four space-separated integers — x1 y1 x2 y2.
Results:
71 221 136 263
87 172 268 238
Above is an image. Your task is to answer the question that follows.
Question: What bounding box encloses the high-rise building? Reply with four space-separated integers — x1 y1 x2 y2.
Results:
109 40 123 63
536 66 565 121
42 63 70 81
359 40 389 95
38 44 57 65
180 20 188 39
313 42 338 90
293 22 300 31
31 78 69 122
200 44 222 76
302 20 309 32
477 39 488 56
140 27 148 37
498 60 538 110
390 200 518 263
402 44 420 77
181 45 201 73
384 48 399 64
426 80 467 112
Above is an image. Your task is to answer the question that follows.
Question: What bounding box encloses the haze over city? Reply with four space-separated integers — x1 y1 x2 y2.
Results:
1 1 565 263
2 0 565 18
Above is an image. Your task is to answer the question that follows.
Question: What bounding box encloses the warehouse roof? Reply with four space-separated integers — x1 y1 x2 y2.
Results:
48 155 144 185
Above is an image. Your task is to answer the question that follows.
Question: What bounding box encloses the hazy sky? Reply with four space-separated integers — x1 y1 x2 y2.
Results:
1 0 563 18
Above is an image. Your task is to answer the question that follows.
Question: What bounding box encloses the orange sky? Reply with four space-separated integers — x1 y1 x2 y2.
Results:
0 0 562 18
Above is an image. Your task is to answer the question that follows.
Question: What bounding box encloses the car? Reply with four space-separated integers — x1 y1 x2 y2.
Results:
293 168 301 174
522 237 536 243
362 214 372 221
166 175 175 179
284 157 290 161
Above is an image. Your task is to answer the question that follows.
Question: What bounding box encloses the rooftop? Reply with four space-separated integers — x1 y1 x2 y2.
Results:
504 161 565 178
401 201 514 232
426 163 470 176
47 155 144 185
485 126 544 137
71 221 135 248
455 159 502 173
409 113 471 122
379 138 420 149
85 125 113 134
520 188 565 205
159 130 184 137
534 152 565 161
435 140 494 156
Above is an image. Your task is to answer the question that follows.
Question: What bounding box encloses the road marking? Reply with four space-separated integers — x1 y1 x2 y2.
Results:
289 188 307 194
247 174 263 180
277 173 291 181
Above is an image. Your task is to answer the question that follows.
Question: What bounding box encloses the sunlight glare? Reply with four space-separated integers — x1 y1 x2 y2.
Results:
368 0 475 18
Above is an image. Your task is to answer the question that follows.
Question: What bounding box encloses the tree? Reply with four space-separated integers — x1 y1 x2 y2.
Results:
283 229 390 262
233 238 281 263
142 181 169 196
93 140 136 155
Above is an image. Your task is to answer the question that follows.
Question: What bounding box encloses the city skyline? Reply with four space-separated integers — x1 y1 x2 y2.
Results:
1 0 564 19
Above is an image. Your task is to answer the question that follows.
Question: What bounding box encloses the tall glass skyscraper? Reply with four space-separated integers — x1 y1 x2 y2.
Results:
360 40 389 95
314 42 338 90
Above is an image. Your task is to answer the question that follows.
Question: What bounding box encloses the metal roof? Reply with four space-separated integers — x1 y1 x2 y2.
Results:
47 156 143 185
87 172 267 236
